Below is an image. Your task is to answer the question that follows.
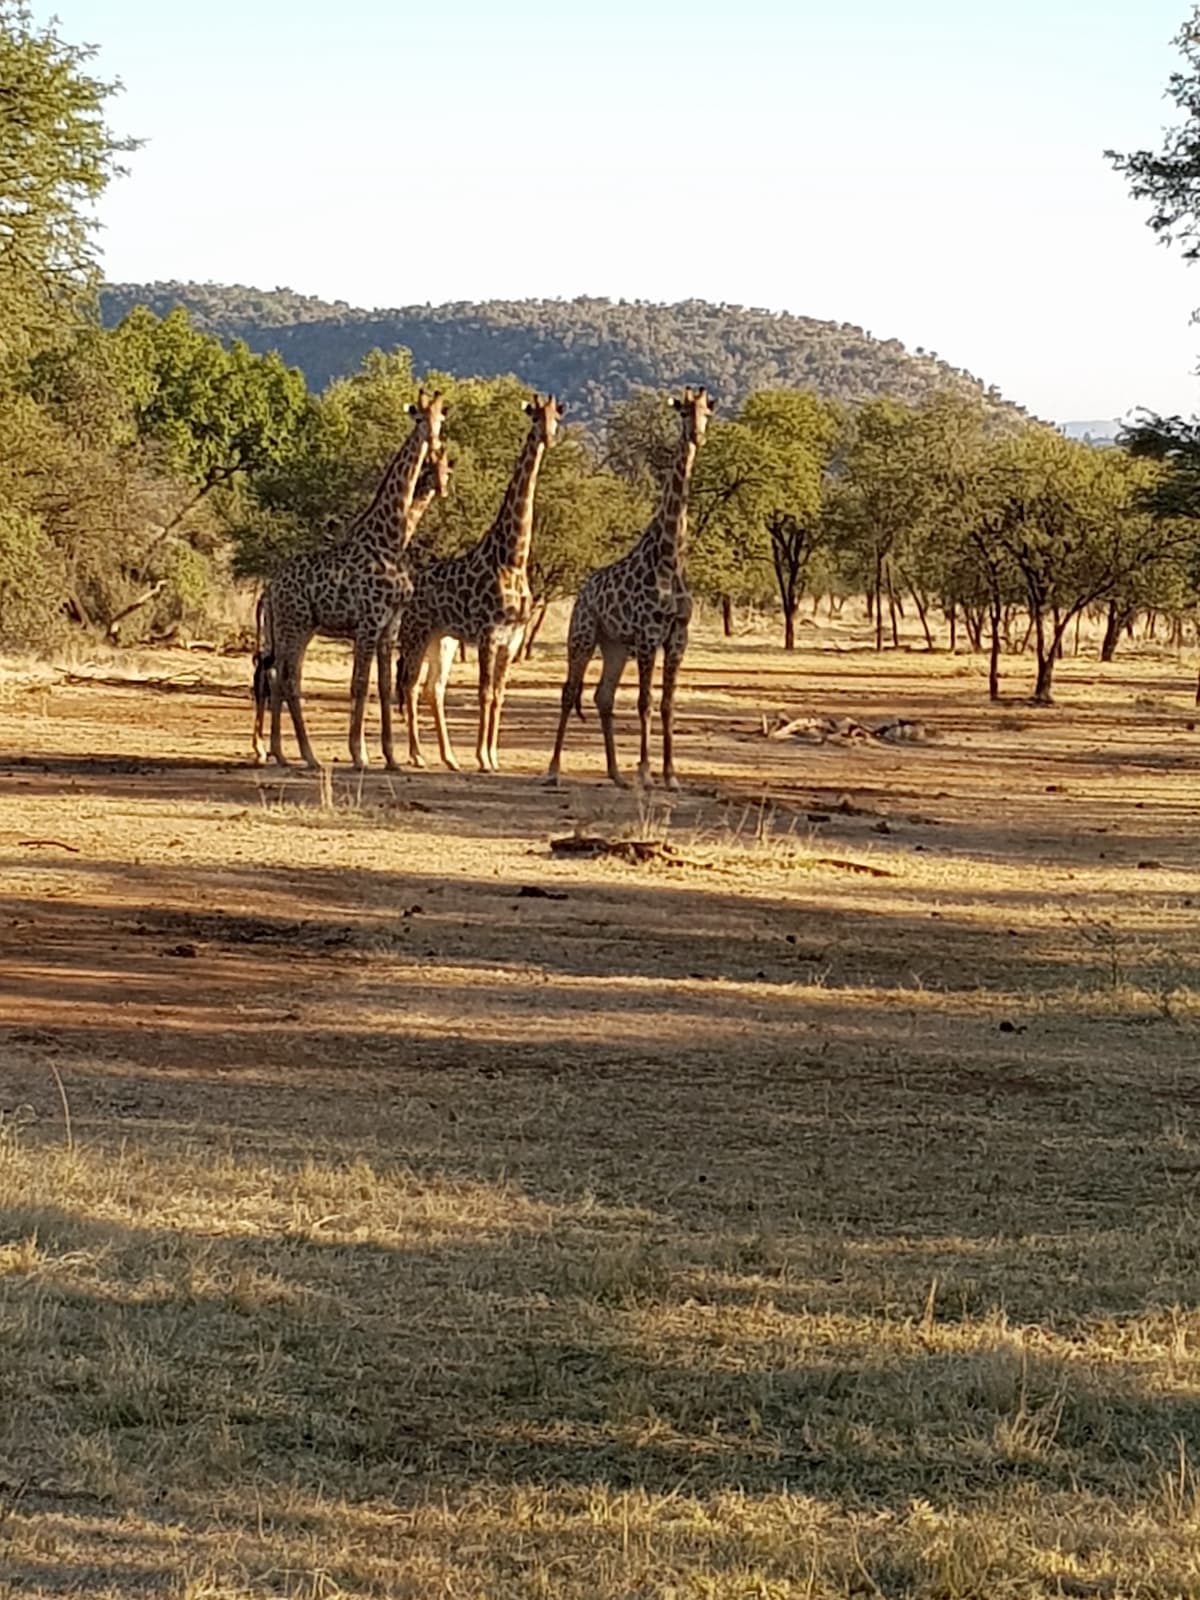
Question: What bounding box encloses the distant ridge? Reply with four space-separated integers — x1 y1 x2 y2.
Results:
1062 418 1121 443
100 282 1031 431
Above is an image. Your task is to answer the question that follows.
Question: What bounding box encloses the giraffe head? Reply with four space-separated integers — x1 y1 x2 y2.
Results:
672 386 714 448
523 392 565 450
424 444 453 502
409 387 447 453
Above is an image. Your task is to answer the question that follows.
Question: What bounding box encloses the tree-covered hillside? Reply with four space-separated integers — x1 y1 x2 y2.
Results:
99 283 1030 431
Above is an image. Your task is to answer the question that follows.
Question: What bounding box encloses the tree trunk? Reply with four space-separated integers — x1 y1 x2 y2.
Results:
63 590 94 629
947 606 957 652
988 600 1002 702
909 586 935 650
873 556 884 650
887 580 900 649
105 579 169 643
784 604 797 651
721 595 733 637
519 601 548 661
1032 606 1055 703
1099 600 1125 663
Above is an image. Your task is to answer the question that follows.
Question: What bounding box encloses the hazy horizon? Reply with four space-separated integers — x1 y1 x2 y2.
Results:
69 0 1200 424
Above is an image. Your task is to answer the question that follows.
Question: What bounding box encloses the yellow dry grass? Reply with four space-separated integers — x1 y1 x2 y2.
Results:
1 607 1199 1597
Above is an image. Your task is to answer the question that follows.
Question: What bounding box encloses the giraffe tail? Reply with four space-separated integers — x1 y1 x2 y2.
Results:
252 593 275 711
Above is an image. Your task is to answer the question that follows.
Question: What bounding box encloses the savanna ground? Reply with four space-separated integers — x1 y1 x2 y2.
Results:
2 604 1200 1598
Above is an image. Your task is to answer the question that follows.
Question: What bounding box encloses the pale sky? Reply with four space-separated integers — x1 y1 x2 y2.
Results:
63 0 1200 423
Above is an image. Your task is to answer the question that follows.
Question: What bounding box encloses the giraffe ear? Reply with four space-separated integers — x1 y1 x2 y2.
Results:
408 404 419 418
671 398 683 412
524 402 535 416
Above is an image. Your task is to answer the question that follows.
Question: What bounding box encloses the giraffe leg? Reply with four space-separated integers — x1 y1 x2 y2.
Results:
475 634 498 773
397 642 427 768
486 637 518 771
377 636 398 769
252 593 272 764
280 642 321 770
268 661 289 766
661 624 688 791
594 639 630 789
348 637 374 769
635 649 656 788
423 635 461 771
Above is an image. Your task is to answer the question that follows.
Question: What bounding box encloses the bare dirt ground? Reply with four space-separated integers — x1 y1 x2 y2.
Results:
2 610 1200 1597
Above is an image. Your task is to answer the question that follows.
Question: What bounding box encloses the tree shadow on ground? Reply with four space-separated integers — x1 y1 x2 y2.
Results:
3 1193 1199 1525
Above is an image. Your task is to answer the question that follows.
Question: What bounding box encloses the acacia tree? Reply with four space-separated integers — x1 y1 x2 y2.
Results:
973 428 1177 702
1108 8 1200 263
827 398 940 649
0 3 137 365
737 391 842 649
0 5 143 643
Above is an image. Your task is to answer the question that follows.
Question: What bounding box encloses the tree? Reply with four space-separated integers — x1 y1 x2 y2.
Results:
972 428 1179 702
1107 9 1200 263
111 308 308 533
743 391 843 649
0 4 136 365
827 398 938 649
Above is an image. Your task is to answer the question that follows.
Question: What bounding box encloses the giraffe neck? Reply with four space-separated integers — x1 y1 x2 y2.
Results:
641 434 698 577
352 426 428 549
482 426 547 573
404 476 439 540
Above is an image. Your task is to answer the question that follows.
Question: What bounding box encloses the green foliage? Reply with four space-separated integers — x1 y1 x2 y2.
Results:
971 427 1181 699
164 541 211 615
1107 8 1200 261
530 438 648 610
0 4 136 368
233 360 645 621
110 307 308 493
98 282 1030 435
0 502 62 645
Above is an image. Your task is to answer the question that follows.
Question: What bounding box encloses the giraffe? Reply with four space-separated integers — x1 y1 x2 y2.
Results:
251 389 446 770
395 393 563 773
545 386 713 790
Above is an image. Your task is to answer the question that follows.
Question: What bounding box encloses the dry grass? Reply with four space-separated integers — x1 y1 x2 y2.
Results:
1 609 1199 1596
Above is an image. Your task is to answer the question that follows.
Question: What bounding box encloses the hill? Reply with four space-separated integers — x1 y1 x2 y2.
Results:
1062 418 1121 444
99 282 1029 431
